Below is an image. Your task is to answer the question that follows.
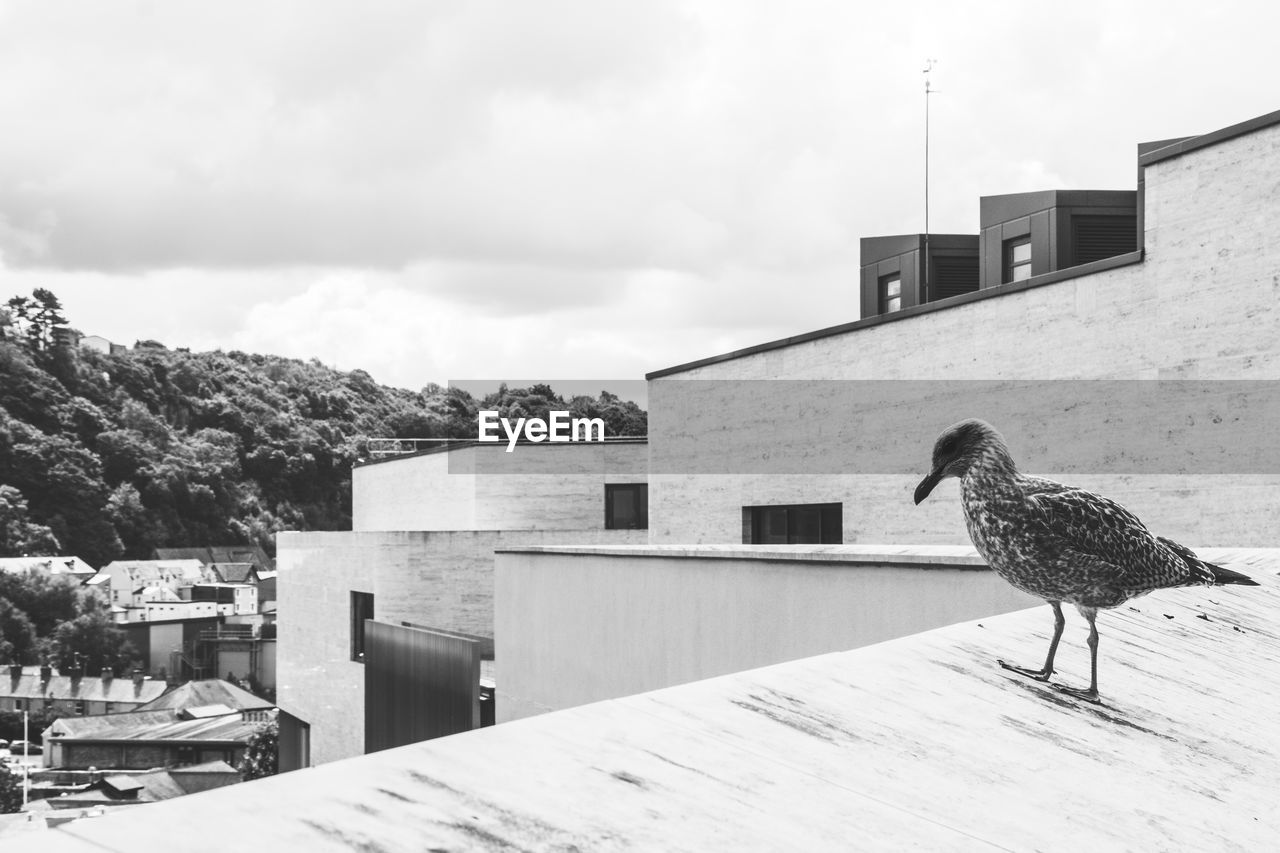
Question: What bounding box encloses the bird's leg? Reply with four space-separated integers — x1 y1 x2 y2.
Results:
999 601 1064 681
1053 606 1102 703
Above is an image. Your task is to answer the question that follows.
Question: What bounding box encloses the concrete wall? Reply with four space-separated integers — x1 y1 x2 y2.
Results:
277 527 648 766
495 545 1038 722
353 442 648 532
647 119 1280 547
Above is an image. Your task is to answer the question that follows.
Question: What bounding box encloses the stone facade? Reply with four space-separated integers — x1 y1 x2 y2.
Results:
646 118 1280 547
496 545 1037 722
277 527 647 765
353 441 647 531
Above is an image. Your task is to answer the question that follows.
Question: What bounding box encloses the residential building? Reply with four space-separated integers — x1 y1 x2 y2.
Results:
154 545 275 574
0 665 167 717
41 707 265 770
97 560 208 615
0 556 97 581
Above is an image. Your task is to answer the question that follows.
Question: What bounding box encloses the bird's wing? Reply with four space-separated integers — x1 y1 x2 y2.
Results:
1024 488 1190 590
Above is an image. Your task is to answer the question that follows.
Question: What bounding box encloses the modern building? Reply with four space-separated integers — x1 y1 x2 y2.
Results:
285 108 1279 781
276 439 649 767
648 110 1280 548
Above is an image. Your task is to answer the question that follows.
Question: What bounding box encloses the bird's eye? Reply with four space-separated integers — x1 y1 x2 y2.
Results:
939 437 957 456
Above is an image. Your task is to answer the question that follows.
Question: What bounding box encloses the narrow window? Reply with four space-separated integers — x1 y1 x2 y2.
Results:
742 503 843 544
879 274 902 314
605 484 649 530
350 591 375 663
1004 237 1032 282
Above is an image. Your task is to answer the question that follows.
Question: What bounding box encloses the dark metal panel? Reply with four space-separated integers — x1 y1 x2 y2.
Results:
364 621 480 754
1030 211 1052 277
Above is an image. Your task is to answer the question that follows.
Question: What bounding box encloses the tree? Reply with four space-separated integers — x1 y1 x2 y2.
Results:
0 485 60 557
238 719 278 781
0 763 21 814
5 288 68 355
0 600 38 665
44 609 139 674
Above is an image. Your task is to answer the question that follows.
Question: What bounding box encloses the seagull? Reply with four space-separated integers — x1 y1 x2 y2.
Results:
914 418 1259 702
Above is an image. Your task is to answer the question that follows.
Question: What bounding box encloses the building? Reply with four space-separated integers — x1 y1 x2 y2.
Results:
41 707 263 771
646 110 1280 548
97 559 208 615
0 556 97 581
277 439 650 767
0 665 167 717
21 760 242 812
153 545 275 574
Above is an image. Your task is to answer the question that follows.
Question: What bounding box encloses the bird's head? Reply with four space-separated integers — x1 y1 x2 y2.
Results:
913 419 1006 504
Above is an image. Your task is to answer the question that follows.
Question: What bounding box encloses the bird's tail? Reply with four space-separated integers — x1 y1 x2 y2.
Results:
1157 536 1261 587
1207 563 1261 586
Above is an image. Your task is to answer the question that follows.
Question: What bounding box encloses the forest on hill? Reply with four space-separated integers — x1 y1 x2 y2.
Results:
0 289 647 566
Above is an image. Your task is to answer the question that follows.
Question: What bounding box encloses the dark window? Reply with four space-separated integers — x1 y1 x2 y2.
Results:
1071 214 1136 265
350 591 375 663
742 503 843 544
1004 237 1032 282
929 254 979 300
879 274 902 313
605 483 648 529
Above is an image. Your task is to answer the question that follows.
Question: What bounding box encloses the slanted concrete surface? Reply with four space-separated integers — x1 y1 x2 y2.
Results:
11 547 1278 851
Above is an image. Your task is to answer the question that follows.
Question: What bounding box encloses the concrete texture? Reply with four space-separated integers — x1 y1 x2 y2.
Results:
17 547 1279 852
276 528 648 765
353 441 648 532
495 544 1036 721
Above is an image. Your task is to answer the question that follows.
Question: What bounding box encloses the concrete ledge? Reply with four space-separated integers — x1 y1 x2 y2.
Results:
495 542 988 569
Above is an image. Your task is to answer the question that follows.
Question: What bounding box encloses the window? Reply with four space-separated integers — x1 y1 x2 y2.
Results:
1004 237 1032 282
879 274 902 314
74 700 85 715
743 503 843 544
605 483 648 529
350 591 375 663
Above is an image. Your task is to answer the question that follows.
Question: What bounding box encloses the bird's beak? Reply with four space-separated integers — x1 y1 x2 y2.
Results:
914 468 943 505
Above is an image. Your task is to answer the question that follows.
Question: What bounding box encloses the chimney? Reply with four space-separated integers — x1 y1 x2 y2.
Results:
7 664 21 680
39 664 52 684
132 668 145 689
101 667 114 684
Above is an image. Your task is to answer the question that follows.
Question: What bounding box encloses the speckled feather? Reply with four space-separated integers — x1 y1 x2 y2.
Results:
932 420 1256 610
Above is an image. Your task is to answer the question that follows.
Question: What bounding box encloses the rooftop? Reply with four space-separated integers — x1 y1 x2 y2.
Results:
136 678 274 713
13 546 1278 850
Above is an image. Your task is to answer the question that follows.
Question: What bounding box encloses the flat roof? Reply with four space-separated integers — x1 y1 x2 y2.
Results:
495 543 988 570
18 546 1279 851
355 436 648 468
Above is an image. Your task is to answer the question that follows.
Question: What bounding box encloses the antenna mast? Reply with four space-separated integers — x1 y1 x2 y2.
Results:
923 59 937 297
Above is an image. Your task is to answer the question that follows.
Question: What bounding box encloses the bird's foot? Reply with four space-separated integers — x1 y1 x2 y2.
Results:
1051 682 1102 704
997 659 1053 682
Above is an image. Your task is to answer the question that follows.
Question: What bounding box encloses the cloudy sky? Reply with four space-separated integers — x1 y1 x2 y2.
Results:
2 1 1277 392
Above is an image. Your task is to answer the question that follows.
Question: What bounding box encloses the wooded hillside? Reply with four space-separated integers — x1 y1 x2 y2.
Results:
0 290 646 565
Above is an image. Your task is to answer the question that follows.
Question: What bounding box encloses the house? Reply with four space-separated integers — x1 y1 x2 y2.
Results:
41 705 268 770
0 556 97 581
96 560 208 614
21 760 242 809
0 665 167 717
137 678 274 720
154 545 275 574
277 438 649 766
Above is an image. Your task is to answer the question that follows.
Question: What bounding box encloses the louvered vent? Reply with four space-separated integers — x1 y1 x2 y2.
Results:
1072 215 1136 265
929 255 979 301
